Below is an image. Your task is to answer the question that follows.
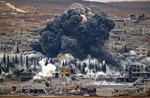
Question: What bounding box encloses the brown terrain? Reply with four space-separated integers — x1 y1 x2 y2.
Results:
0 0 150 97
0 95 150 98
0 0 150 32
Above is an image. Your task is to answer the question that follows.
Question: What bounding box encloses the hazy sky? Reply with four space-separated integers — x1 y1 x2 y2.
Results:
84 0 149 2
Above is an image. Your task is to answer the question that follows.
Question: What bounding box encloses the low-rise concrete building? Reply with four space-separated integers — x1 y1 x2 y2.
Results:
135 46 148 56
117 64 150 83
59 66 76 78
60 67 70 78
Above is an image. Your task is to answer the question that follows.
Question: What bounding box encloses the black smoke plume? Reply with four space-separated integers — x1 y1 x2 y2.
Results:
30 3 117 65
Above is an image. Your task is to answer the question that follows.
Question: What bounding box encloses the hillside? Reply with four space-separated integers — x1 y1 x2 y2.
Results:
0 0 149 32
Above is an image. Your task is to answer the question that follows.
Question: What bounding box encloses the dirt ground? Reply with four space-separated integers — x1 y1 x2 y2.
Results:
0 0 150 32
0 95 150 98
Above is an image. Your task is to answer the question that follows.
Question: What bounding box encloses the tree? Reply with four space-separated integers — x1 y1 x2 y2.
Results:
88 63 94 70
95 64 98 72
101 63 106 73
3 54 6 65
20 55 23 66
15 55 19 64
7 62 15 68
77 63 81 71
7 55 10 64
96 61 102 72
81 63 87 74
49 59 53 64
45 58 48 65
74 62 77 67
65 60 68 66
12 56 15 63
26 56 29 68
62 61 65 66
15 42 20 54
1 64 9 73
123 45 129 53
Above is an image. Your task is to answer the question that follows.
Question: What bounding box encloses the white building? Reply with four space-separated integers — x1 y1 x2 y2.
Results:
135 46 148 56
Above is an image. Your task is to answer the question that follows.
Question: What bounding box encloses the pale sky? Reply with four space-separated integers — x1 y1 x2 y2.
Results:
84 0 149 3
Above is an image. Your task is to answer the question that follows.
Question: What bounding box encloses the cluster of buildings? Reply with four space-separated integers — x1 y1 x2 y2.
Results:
117 64 150 83
0 66 96 96
105 14 150 56
0 28 40 54
0 2 150 96
0 64 150 96
0 14 149 57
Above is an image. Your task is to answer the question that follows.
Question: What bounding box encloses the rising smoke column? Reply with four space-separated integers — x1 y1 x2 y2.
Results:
30 3 117 65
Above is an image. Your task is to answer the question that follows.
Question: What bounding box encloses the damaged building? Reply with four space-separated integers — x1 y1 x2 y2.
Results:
117 64 150 82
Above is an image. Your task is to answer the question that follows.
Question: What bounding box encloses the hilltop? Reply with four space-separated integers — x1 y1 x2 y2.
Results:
0 0 149 32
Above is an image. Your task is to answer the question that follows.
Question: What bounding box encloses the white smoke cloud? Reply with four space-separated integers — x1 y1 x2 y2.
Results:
92 80 133 86
141 57 150 65
33 58 56 79
64 53 75 61
96 71 107 78
82 56 98 64
130 50 137 55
